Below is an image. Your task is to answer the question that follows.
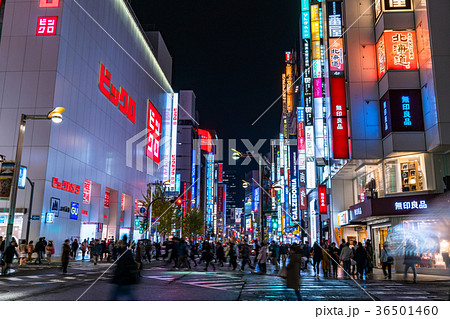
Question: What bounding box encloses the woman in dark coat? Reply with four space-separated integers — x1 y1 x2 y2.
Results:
61 239 71 274
312 242 323 277
2 240 18 275
286 244 302 301
110 240 139 300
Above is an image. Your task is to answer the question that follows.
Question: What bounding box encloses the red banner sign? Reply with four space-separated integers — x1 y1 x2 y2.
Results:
198 129 212 152
83 179 91 204
39 0 59 7
104 192 110 208
36 16 57 35
330 77 349 159
146 100 162 164
318 185 327 214
52 177 80 194
217 184 225 214
299 187 307 210
218 163 223 183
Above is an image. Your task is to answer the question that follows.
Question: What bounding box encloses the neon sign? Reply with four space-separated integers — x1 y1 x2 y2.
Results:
402 96 411 126
52 177 80 194
39 0 60 8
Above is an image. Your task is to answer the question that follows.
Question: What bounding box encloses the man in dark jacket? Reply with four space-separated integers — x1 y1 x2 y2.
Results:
303 241 312 270
240 242 254 271
34 238 44 264
61 239 71 274
109 241 139 300
71 239 79 260
269 242 280 271
2 240 18 275
92 239 102 265
355 242 368 279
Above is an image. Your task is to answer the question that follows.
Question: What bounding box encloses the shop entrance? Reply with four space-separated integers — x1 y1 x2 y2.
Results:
372 224 391 268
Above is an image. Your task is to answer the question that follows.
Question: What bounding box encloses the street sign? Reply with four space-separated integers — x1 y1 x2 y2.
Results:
31 215 40 220
139 207 146 214
151 229 156 234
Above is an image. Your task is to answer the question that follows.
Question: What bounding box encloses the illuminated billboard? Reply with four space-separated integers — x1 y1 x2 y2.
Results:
376 31 418 80
318 185 327 214
198 129 212 153
146 100 162 164
380 89 424 138
169 93 179 191
329 38 344 74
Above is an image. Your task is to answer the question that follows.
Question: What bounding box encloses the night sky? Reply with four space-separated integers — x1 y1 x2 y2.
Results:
130 0 299 188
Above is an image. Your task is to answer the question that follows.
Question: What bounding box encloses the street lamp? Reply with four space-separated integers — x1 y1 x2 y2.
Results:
242 180 250 189
4 107 65 250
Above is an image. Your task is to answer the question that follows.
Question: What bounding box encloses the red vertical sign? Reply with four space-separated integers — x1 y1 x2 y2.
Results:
83 179 91 204
318 185 327 214
104 191 110 208
217 184 224 214
218 163 223 183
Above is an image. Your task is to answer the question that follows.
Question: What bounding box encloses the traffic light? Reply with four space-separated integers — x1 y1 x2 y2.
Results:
134 218 140 227
175 197 182 205
272 217 278 229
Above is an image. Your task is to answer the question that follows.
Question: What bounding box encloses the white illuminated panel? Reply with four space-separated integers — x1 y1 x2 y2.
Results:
306 159 316 189
305 126 315 157
394 200 427 210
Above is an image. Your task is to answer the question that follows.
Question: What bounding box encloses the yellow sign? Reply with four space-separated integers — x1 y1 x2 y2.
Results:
311 4 319 21
312 40 321 60
311 21 320 41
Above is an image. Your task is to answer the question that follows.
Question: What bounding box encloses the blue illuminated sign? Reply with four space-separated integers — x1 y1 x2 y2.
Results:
402 96 411 126
252 187 260 211
70 202 79 220
284 185 290 227
301 0 310 11
175 174 181 193
18 166 27 189
45 212 54 223
302 11 310 39
298 107 305 123
383 101 389 131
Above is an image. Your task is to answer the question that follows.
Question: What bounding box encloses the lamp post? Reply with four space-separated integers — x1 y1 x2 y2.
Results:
25 176 35 243
4 107 65 250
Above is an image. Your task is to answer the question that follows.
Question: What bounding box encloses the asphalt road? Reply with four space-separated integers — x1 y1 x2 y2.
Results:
0 259 448 301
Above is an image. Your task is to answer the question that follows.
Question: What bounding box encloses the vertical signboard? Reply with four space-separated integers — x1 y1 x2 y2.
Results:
218 163 223 183
70 202 79 220
318 184 327 214
290 146 299 221
169 93 179 191
146 100 162 164
217 184 225 214
83 179 91 204
191 149 196 207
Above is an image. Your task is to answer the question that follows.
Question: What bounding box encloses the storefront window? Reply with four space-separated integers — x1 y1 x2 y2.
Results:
402 220 449 269
355 164 384 203
384 154 428 194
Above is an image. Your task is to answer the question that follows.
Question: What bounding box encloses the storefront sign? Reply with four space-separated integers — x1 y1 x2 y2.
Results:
337 210 348 226
121 193 126 212
285 51 292 62
52 177 80 194
305 126 315 157
146 100 162 164
318 185 327 214
175 174 181 193
253 187 260 212
376 31 418 79
217 184 225 214
104 192 110 208
301 10 310 39
70 202 79 220
39 0 60 8
327 1 342 38
83 179 91 204
191 149 196 207
306 159 316 190
332 117 349 159
45 212 54 223
329 38 344 73
98 63 136 123
330 77 347 117
169 93 179 191
394 200 427 210
299 187 307 210
82 210 88 216
36 17 57 36
384 0 412 11
380 89 424 137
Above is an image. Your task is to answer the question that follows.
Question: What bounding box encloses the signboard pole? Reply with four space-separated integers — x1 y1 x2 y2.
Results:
5 114 26 251
25 177 35 243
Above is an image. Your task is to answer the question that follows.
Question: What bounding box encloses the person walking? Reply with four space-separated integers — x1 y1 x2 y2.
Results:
404 239 418 283
240 242 254 271
330 242 340 277
46 240 55 264
380 242 393 280
18 240 28 266
26 240 34 263
2 240 18 275
355 242 368 279
109 241 139 301
340 242 353 278
216 242 225 267
257 242 268 274
0 236 4 260
286 244 303 301
280 242 288 267
34 238 44 264
80 240 87 261
269 241 280 271
61 239 71 274
203 241 215 271
92 239 102 265
365 239 374 274
101 239 107 262
321 242 330 277
71 239 79 260
312 241 323 277
135 241 144 275
188 241 198 267
228 242 238 270
302 241 311 270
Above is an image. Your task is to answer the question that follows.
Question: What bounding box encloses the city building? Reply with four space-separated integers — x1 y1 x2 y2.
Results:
0 0 178 250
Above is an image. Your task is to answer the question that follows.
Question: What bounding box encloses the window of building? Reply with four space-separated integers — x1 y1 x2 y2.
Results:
384 154 428 194
355 164 384 203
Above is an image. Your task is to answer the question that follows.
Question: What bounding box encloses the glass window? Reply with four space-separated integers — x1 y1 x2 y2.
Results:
384 154 427 194
355 164 384 203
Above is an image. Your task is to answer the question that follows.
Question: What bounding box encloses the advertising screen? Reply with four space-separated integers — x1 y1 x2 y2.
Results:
318 185 327 214
198 129 212 152
329 38 344 73
18 166 27 190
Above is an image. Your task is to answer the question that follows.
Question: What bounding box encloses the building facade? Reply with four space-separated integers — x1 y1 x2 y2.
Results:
0 0 177 252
